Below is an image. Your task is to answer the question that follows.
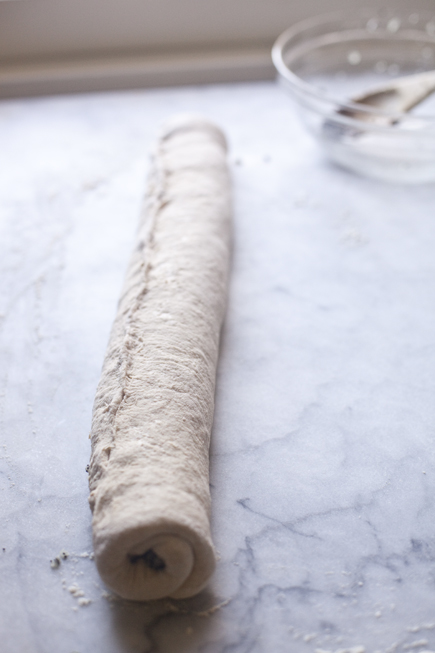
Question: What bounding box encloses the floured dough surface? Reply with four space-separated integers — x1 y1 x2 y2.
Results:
88 116 231 601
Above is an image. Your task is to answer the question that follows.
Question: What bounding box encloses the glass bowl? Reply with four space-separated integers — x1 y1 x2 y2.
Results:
272 8 435 183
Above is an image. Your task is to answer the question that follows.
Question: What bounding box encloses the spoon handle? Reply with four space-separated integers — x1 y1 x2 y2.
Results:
353 69 435 114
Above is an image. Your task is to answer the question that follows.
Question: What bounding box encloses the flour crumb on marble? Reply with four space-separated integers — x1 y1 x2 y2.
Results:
77 598 91 607
385 643 399 653
403 641 429 650
50 557 60 569
68 584 84 598
408 625 435 633
68 583 92 607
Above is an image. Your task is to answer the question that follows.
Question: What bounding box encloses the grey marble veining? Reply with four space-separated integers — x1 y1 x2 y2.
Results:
1 82 435 653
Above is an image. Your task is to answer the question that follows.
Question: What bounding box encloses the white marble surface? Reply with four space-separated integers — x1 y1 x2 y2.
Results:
1 82 435 653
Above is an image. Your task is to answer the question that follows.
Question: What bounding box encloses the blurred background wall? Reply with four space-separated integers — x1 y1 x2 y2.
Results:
1 0 433 97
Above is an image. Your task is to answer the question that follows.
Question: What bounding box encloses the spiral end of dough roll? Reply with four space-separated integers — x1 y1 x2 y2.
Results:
93 486 216 601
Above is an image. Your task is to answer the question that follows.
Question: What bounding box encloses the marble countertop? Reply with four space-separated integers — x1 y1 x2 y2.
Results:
1 81 435 653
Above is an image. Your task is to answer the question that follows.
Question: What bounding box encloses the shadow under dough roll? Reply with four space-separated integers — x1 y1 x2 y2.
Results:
87 116 232 601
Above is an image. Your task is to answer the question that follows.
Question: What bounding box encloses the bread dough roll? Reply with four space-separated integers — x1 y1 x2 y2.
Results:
88 116 231 601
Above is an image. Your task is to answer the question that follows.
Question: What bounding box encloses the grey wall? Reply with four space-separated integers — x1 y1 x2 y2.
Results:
2 0 431 62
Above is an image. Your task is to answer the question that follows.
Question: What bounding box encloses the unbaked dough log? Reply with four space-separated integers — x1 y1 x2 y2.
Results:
88 116 231 601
